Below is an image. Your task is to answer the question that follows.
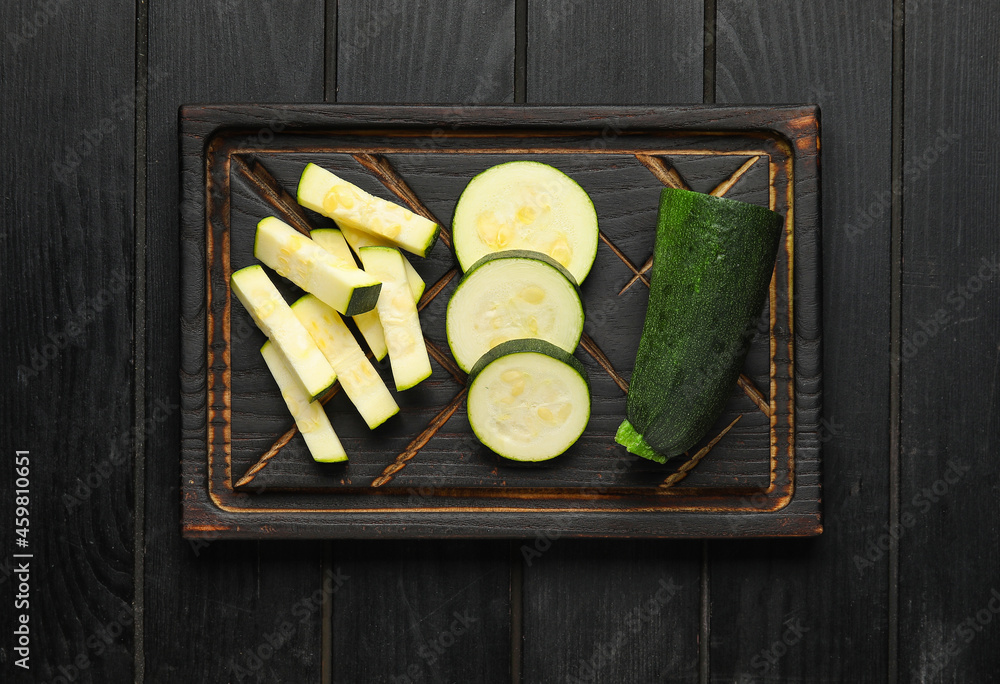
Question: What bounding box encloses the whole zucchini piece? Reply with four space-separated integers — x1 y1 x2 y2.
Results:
616 188 783 463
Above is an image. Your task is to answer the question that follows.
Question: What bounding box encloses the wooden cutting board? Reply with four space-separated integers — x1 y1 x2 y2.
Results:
179 104 821 538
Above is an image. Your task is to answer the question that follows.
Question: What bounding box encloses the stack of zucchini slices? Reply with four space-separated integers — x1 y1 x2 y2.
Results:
448 161 597 462
230 164 440 463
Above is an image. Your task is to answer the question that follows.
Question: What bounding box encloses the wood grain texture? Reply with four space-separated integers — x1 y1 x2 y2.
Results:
178 105 819 539
526 0 704 104
523 3 706 682
0 2 136 681
713 0 891 681
144 0 325 681
336 0 515 103
899 1 1000 680
331 541 511 684
523 541 702 683
332 7 515 682
222 146 775 493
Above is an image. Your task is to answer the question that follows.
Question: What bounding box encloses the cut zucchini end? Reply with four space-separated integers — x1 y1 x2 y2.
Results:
615 420 668 464
364 404 400 430
342 282 383 317
296 163 328 213
417 223 441 258
394 365 432 392
310 450 349 464
307 381 338 404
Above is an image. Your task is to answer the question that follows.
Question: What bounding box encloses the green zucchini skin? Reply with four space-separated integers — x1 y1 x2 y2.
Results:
468 338 588 386
617 188 783 463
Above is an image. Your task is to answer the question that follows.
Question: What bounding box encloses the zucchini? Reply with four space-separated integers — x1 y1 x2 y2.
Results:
230 265 337 401
260 340 346 463
338 224 426 301
452 161 599 284
310 228 388 361
254 217 382 317
357 246 432 391
446 250 583 373
467 339 591 462
616 188 783 463
297 163 440 257
291 295 399 430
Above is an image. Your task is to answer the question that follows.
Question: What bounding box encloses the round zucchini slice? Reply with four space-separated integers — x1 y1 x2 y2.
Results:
446 250 584 373
452 161 599 284
467 339 590 462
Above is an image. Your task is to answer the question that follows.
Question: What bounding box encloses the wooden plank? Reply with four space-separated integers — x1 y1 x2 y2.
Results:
527 1 703 103
523 541 702 682
899 1 1000 680
712 1 892 681
331 541 511 684
332 5 515 681
522 3 706 681
336 0 515 102
0 2 136 681
143 1 326 681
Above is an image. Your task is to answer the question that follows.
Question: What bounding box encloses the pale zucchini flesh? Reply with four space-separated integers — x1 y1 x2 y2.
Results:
309 228 357 266
467 339 590 462
230 264 336 401
339 223 426 301
297 163 440 257
291 295 399 430
260 340 346 462
254 216 381 316
446 251 583 373
357 246 432 391
311 228 388 361
452 161 599 284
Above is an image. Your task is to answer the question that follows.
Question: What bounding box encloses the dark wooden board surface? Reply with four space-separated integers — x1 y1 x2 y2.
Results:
521 5 706 683
0 2 137 682
711 1 894 681
3 0 998 681
899 1 1000 680
179 104 820 538
142 0 326 681
227 149 771 492
330 8 517 683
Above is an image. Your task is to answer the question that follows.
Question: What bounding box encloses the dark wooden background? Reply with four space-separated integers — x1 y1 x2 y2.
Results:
1 1 997 682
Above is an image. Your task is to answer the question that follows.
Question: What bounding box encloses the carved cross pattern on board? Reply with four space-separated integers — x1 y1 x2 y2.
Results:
231 152 772 491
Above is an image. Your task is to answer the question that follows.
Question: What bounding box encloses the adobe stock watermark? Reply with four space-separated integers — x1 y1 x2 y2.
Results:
896 254 999 366
564 577 681 684
735 614 810 683
414 71 503 151
61 396 178 512
541 0 586 31
16 267 129 384
228 566 349 681
739 415 841 511
920 587 1000 679
235 115 294 151
853 457 971 572
5 0 73 54
875 0 937 37
339 0 406 63
844 128 961 243
31 604 135 684
521 451 645 566
51 67 170 185
392 610 480 684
